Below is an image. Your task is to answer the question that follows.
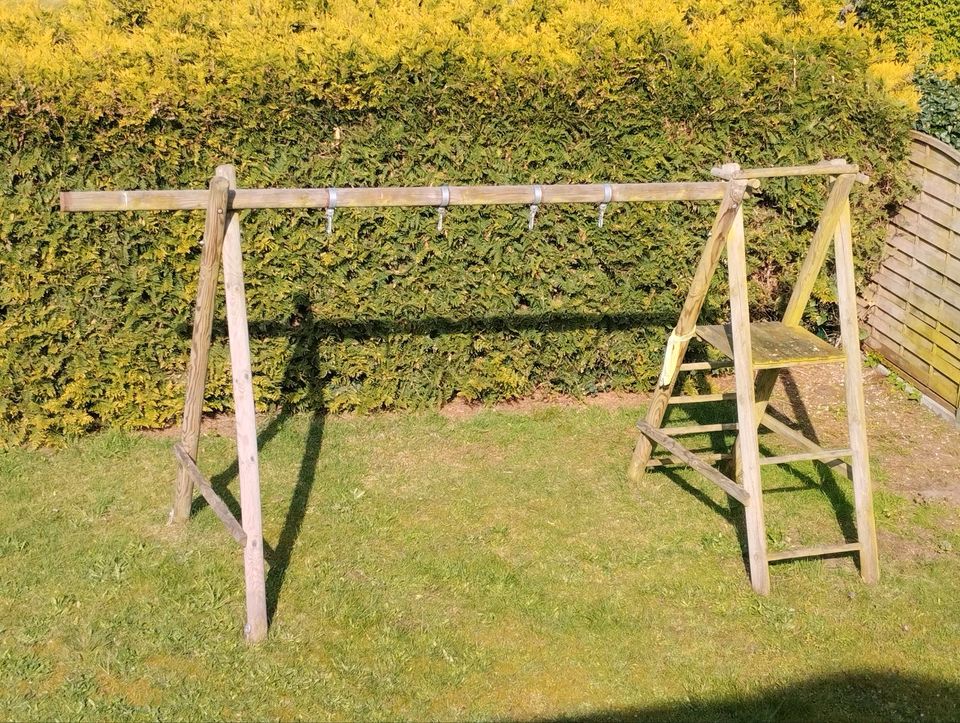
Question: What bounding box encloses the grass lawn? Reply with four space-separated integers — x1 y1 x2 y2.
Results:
1 379 959 720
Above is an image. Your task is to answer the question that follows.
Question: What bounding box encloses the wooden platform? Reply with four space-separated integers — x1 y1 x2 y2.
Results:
696 321 845 369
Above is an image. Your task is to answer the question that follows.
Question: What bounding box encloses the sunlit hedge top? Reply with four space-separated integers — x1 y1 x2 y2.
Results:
2 0 918 113
0 0 920 445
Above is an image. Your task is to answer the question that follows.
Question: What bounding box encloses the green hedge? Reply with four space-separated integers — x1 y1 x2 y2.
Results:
0 0 917 446
915 72 960 149
857 0 960 149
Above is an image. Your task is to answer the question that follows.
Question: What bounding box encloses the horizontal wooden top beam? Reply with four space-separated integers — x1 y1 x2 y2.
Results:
710 159 868 183
60 181 738 212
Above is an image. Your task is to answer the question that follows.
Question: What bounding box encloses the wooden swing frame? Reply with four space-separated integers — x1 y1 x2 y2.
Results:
61 159 871 643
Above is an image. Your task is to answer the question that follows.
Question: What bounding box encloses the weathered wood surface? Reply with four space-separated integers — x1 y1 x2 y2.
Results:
677 360 734 371
60 181 735 212
864 131 960 417
172 443 247 546
662 422 739 435
627 181 749 481
218 165 269 643
171 176 229 524
835 199 880 584
696 321 846 369
719 173 856 478
668 392 738 404
725 204 771 594
646 451 734 467
711 159 861 180
759 448 852 466
767 542 860 562
636 421 749 504
759 413 853 479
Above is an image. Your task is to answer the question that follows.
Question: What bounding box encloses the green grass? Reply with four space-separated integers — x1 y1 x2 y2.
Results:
1 403 958 721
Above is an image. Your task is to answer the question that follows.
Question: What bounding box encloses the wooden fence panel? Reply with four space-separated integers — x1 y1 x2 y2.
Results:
863 131 960 420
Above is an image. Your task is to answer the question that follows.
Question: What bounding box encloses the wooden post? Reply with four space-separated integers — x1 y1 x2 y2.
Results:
170 176 230 524
726 205 770 594
628 181 749 482
834 199 880 584
218 164 269 642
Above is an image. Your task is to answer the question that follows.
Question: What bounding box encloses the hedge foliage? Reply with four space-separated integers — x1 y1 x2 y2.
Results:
915 72 960 149
857 0 960 149
0 0 918 445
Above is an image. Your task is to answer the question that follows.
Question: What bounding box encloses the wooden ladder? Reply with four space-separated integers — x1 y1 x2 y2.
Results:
628 162 880 594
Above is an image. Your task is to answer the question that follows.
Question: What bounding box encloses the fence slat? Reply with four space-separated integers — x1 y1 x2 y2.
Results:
865 131 960 415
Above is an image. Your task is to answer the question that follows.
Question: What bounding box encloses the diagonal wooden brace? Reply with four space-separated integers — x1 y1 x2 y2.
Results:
173 443 247 546
628 180 750 482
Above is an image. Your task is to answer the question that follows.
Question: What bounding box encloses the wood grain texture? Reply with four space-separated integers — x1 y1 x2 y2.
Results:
173 443 247 545
218 165 269 643
696 322 845 369
627 181 749 482
711 160 859 180
668 392 738 404
865 131 960 414
646 451 734 467
835 200 880 584
759 448 852 466
759 414 853 479
767 542 860 562
636 422 749 504
722 174 857 479
60 181 731 212
662 422 739 435
725 204 770 594
170 176 229 524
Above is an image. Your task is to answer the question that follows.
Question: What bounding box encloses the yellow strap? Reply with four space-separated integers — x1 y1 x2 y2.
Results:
657 328 696 387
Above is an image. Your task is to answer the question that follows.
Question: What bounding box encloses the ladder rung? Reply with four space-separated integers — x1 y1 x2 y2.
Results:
646 452 734 467
759 448 853 466
637 421 750 505
669 393 738 404
678 360 734 371
767 542 860 562
760 414 853 479
663 422 738 436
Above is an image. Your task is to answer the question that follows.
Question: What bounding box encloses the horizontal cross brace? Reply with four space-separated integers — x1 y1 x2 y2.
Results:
60 181 735 213
636 421 750 505
646 451 734 467
759 413 853 479
678 360 734 371
711 161 861 180
669 392 738 404
760 448 852 466
767 542 860 562
662 422 739 435
173 443 247 546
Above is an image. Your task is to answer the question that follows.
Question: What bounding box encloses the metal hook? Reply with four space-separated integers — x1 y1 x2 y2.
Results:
528 184 542 231
598 183 612 228
437 185 450 232
325 188 337 235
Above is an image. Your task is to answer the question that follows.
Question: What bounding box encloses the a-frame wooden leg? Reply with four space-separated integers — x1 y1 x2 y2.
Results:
834 199 880 584
628 181 749 482
721 175 858 479
726 204 770 594
218 164 269 642
170 176 230 524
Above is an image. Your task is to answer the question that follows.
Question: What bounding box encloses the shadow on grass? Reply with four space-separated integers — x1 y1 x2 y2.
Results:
530 670 960 722
184 305 691 628
648 367 862 579
194 294 327 625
